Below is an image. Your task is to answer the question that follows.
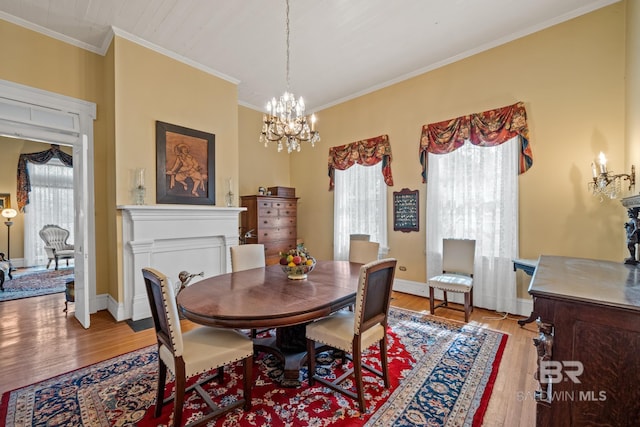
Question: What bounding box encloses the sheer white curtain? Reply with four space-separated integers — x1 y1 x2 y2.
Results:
426 137 518 314
333 164 388 260
23 158 74 267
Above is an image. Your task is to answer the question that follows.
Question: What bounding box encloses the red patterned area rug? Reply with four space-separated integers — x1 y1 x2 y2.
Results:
0 267 73 302
0 308 507 426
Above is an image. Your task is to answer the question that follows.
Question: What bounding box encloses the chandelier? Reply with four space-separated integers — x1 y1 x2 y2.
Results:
588 152 635 200
259 0 320 153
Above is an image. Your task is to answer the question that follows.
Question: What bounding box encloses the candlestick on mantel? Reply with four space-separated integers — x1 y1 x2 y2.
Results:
136 168 146 188
134 168 146 205
591 162 597 179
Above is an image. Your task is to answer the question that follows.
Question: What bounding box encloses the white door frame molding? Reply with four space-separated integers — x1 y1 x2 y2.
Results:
0 79 97 328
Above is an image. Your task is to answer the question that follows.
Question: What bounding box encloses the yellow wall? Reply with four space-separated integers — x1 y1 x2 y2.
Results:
238 106 292 198
0 19 111 295
627 0 640 169
111 37 240 299
274 3 628 298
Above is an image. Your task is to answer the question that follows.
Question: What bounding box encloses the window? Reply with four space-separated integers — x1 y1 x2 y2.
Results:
426 138 518 314
333 164 387 260
23 158 74 267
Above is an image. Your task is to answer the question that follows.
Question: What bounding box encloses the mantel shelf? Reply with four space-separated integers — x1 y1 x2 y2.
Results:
621 194 640 209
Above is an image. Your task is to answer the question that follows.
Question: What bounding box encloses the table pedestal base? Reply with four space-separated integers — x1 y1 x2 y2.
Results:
253 323 316 388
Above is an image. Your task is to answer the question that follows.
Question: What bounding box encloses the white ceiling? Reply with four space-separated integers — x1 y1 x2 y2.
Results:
0 0 620 112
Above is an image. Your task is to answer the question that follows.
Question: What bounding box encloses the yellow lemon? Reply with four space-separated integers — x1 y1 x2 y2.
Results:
306 259 313 266
288 262 296 267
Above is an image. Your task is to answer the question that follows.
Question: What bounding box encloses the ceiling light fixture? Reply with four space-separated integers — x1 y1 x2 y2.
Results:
259 0 320 153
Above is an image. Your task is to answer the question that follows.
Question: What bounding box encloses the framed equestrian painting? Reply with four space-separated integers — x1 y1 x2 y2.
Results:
156 121 215 205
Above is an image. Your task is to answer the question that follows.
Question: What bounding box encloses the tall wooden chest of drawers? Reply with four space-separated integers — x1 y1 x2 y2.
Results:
529 255 640 426
240 195 298 265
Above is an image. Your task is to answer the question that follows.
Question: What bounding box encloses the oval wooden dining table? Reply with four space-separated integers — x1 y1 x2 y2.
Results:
177 260 361 386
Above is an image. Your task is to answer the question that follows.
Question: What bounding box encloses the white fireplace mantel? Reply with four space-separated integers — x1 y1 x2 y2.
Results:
621 194 640 209
116 204 246 321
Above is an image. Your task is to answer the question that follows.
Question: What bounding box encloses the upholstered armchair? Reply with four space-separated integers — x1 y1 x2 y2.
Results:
39 225 74 270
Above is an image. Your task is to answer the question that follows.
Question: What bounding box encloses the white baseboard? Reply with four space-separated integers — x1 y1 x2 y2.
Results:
106 294 128 322
91 293 109 313
393 278 533 317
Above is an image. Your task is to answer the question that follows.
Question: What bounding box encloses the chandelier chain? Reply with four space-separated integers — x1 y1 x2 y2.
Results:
259 0 320 153
285 0 290 91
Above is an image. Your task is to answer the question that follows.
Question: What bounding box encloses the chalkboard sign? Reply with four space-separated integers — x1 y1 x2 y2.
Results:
393 188 419 232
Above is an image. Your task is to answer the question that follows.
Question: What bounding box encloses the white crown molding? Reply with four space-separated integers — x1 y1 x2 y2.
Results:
111 26 240 86
314 0 622 112
0 11 104 55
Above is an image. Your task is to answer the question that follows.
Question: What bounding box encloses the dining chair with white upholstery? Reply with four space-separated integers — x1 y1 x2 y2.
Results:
427 238 476 322
142 268 254 427
306 258 397 412
348 240 380 264
230 244 266 272
349 234 370 241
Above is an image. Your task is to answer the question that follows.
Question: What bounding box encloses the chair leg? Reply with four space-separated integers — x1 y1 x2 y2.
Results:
464 292 471 322
155 360 167 418
352 340 366 412
243 355 253 410
55 257 59 271
306 338 316 386
216 366 224 384
380 336 389 388
173 365 186 427
429 286 436 315
46 259 52 269
443 291 448 306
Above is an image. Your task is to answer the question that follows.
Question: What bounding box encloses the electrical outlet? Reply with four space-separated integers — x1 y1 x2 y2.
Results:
399 266 407 271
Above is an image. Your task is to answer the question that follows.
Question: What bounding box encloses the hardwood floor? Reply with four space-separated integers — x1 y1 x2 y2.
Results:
0 291 537 426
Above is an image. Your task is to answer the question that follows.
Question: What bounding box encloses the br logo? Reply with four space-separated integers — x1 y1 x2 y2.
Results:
540 361 583 384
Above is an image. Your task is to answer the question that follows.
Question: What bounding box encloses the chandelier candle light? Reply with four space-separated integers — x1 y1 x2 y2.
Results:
588 152 635 200
259 0 320 153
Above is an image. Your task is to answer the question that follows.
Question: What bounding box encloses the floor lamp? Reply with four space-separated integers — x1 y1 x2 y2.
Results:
1 208 17 261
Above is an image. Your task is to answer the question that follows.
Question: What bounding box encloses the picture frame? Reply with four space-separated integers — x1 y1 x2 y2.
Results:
156 121 215 205
393 188 419 232
0 193 10 210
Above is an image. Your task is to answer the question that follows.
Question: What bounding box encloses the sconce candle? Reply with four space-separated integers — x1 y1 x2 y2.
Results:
588 154 635 201
598 152 607 174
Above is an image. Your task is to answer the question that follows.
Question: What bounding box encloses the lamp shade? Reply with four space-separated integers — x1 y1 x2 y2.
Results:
1 208 17 219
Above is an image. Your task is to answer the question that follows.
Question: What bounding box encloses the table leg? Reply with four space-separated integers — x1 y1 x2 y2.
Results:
518 311 538 326
253 324 310 388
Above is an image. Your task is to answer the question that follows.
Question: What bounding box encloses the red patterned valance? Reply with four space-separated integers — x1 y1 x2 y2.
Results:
419 102 533 182
328 134 394 190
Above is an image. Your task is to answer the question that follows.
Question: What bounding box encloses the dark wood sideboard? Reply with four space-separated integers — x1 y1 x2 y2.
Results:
240 195 298 265
529 255 640 426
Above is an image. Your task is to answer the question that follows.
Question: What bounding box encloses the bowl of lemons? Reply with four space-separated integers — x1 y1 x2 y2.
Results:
279 247 316 280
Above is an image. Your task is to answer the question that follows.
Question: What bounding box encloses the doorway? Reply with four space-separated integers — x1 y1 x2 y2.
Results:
0 79 96 328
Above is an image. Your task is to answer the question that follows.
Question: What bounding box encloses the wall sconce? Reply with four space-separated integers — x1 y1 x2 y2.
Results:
1 208 18 260
588 152 635 200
